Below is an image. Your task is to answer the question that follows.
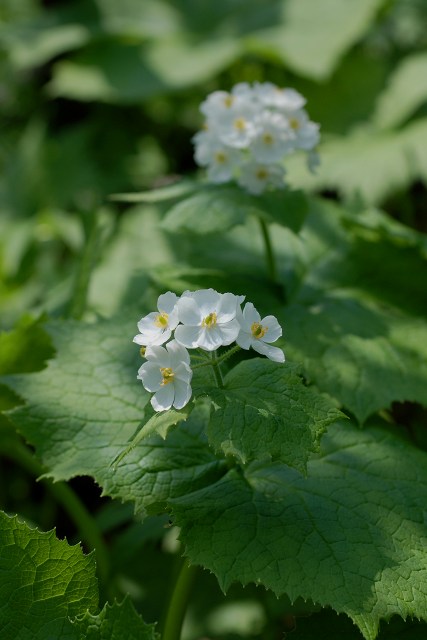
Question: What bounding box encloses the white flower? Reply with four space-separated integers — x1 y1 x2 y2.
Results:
288 109 320 150
137 340 192 412
237 162 285 195
236 302 285 362
175 288 244 351
193 81 319 195
133 292 179 347
193 131 241 183
250 111 294 163
253 82 306 112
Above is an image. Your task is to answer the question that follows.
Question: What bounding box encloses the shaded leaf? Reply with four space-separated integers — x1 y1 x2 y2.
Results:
172 422 427 640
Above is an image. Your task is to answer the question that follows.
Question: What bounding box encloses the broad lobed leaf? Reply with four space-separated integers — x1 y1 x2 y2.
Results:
4 317 225 517
172 422 427 640
0 512 158 639
0 511 98 639
208 359 343 470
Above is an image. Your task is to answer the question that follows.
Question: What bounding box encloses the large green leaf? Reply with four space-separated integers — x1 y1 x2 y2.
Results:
208 359 343 471
4 316 225 517
71 597 158 640
287 118 427 204
162 185 308 235
285 300 427 423
373 52 427 130
250 0 386 80
0 511 98 639
0 512 158 639
172 422 427 640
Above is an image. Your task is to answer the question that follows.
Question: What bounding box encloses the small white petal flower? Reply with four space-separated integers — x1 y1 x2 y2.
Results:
288 110 320 150
236 302 285 362
253 82 306 112
137 340 193 411
175 289 244 351
250 111 294 163
237 162 285 195
133 292 179 347
193 131 241 183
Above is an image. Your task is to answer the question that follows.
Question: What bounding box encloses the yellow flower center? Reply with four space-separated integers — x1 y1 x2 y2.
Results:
289 117 300 130
214 151 227 164
155 312 169 328
223 95 234 108
251 322 268 339
160 367 175 385
202 312 217 328
256 168 268 180
262 133 274 145
233 117 247 131
139 346 146 358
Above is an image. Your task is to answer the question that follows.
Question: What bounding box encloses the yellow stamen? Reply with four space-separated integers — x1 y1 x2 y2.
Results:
251 322 268 339
160 367 175 385
155 312 169 328
139 346 146 358
224 95 234 108
289 117 300 130
233 117 246 131
214 151 227 164
262 133 274 145
202 312 217 328
256 168 268 180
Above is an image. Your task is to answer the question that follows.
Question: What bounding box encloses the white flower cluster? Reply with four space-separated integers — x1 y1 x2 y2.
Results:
193 82 320 195
134 289 285 412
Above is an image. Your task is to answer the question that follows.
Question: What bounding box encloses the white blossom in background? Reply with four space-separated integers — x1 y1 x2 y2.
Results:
175 289 244 351
237 162 285 196
137 340 192 411
133 292 179 347
236 302 285 362
193 81 320 194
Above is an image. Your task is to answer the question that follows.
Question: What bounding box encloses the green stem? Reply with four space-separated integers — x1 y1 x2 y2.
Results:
162 559 198 640
210 351 224 388
1 438 112 598
258 216 278 283
68 211 100 320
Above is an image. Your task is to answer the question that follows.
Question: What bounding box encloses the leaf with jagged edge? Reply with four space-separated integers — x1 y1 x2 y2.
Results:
207 360 344 471
171 422 427 640
71 597 158 639
3 317 226 518
0 511 98 640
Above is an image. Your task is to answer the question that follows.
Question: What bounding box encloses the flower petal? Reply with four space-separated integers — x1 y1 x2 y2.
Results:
137 362 163 392
151 384 175 412
252 341 285 362
217 292 240 322
177 296 202 325
261 315 282 342
190 289 220 316
173 379 192 409
242 302 260 325
216 319 240 345
145 345 171 368
167 340 191 367
157 291 178 314
236 329 252 350
174 325 202 349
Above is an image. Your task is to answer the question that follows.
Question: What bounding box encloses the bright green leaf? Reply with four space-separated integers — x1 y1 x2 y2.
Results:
251 0 386 80
162 186 308 235
72 596 158 640
374 52 427 130
0 511 98 640
4 317 225 517
172 422 427 640
208 360 343 470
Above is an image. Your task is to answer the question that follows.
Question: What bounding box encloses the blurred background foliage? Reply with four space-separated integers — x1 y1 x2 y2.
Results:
1 0 427 327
